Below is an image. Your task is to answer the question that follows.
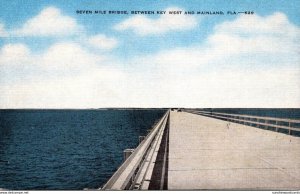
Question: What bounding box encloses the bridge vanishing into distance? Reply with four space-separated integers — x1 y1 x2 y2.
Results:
101 109 300 190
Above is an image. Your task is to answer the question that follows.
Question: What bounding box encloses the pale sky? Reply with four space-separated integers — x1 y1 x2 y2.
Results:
0 0 299 108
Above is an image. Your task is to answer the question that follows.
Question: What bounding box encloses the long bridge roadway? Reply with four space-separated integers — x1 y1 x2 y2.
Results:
102 109 300 190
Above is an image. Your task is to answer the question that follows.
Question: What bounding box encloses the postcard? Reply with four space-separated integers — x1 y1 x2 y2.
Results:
0 0 299 192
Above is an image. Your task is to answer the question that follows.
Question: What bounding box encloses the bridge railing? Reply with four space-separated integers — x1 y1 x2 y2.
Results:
101 110 170 190
185 110 300 135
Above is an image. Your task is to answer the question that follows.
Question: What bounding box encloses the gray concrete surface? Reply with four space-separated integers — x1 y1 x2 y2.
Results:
168 111 300 190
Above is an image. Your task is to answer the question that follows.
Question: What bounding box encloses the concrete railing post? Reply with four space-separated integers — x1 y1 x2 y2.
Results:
139 136 145 144
123 149 135 162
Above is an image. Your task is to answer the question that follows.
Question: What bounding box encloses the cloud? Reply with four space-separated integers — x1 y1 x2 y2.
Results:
217 12 300 38
12 6 82 37
1 12 300 108
0 35 129 107
140 12 300 70
87 34 118 50
0 43 34 85
0 43 31 65
0 22 8 37
0 41 109 85
123 68 300 108
125 12 300 107
0 41 126 108
212 12 300 55
0 42 99 69
1 62 299 108
0 68 126 108
40 42 102 72
115 7 198 36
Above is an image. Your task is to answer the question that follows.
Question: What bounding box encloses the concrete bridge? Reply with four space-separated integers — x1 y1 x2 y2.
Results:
101 109 300 190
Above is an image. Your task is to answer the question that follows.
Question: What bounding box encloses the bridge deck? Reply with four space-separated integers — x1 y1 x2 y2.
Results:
168 111 300 190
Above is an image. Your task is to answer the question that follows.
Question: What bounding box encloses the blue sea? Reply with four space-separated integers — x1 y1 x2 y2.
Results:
0 108 299 190
0 109 165 190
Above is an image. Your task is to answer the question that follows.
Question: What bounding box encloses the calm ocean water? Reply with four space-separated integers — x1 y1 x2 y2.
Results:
0 109 165 190
0 108 299 190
